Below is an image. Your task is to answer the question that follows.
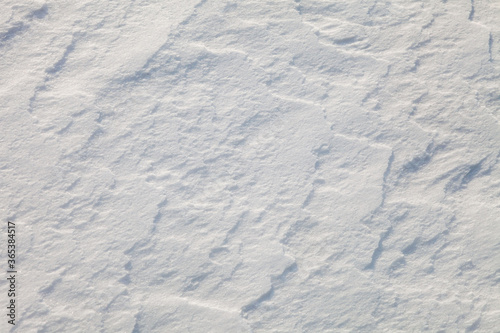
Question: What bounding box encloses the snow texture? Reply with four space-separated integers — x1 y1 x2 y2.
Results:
1 0 499 332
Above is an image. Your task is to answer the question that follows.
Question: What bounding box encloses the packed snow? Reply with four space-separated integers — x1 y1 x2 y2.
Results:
1 0 499 332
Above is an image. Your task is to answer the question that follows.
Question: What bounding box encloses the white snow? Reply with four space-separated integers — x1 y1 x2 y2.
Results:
1 0 499 332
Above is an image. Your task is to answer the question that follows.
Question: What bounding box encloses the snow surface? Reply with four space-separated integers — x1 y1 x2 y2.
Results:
1 0 499 332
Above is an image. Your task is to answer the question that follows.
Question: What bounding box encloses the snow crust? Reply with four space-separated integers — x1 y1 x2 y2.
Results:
1 0 499 332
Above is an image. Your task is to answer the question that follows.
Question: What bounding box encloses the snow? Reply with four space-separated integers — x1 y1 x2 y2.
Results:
1 0 499 332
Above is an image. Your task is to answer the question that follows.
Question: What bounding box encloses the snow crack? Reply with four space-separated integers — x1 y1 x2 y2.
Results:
29 35 80 113
241 286 274 314
0 22 27 45
488 32 493 62
45 38 78 75
468 0 475 21
364 227 392 270
240 261 297 315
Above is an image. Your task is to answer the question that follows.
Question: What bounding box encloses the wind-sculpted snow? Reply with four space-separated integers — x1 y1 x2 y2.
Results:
0 0 499 332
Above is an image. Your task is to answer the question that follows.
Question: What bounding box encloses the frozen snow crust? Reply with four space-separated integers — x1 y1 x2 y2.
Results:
1 0 499 332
